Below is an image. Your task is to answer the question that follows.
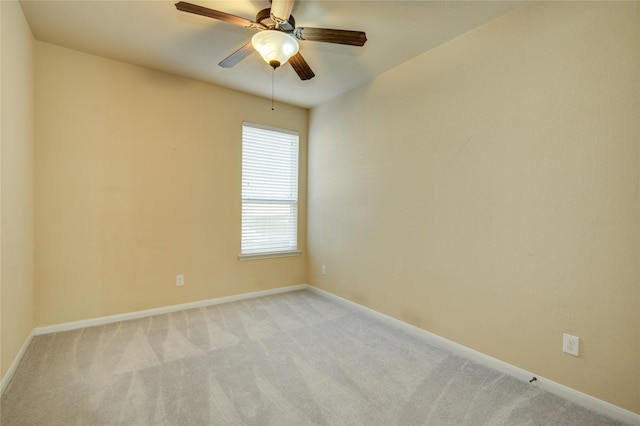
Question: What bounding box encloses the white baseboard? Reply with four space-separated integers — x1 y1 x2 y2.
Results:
35 284 307 335
1 328 35 395
306 285 640 425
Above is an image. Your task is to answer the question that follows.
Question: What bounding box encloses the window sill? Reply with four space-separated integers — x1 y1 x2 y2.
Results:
238 250 301 261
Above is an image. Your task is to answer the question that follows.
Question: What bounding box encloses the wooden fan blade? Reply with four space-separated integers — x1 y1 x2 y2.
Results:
218 41 255 68
288 52 315 80
270 0 295 23
175 2 254 28
295 27 367 46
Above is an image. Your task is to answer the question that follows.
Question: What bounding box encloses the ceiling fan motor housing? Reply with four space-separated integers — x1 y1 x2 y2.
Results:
256 8 295 32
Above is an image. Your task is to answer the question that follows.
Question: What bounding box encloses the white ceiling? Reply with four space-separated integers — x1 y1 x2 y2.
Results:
20 0 525 109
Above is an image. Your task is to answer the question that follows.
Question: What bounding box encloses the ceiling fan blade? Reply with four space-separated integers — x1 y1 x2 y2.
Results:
294 27 367 47
175 2 255 28
288 52 315 80
270 0 295 23
218 41 255 68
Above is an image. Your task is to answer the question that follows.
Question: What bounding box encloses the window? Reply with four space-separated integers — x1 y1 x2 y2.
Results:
240 123 300 260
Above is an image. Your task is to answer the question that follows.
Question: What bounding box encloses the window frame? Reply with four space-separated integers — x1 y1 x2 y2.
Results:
238 122 301 261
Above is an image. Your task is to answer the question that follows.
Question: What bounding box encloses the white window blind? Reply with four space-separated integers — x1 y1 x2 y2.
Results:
241 123 299 257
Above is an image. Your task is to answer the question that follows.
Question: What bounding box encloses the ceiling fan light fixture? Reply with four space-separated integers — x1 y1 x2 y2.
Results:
251 30 299 69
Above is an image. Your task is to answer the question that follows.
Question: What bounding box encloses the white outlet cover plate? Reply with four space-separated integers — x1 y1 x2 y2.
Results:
563 333 580 356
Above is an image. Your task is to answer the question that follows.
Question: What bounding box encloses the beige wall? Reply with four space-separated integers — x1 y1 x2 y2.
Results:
35 42 307 326
1 1 36 380
308 1 639 414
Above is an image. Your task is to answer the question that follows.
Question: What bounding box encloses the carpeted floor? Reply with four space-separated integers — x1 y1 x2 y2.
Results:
0 289 625 425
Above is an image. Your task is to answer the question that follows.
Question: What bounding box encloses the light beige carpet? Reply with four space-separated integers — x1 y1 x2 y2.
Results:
0 289 625 425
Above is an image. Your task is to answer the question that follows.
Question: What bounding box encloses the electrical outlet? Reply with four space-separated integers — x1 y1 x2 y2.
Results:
176 274 184 287
563 333 579 356
321 264 326 275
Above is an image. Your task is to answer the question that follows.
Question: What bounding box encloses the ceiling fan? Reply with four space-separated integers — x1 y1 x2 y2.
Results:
175 0 367 80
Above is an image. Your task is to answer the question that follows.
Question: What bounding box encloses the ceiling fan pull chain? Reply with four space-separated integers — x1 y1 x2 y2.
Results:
271 68 275 111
